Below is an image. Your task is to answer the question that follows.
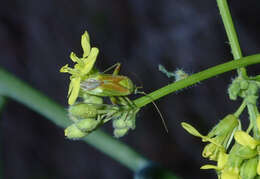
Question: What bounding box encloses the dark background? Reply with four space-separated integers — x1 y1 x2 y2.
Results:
1 0 260 178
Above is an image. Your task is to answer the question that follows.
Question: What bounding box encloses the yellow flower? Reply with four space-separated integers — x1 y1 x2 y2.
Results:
201 151 228 171
60 31 99 105
182 114 238 161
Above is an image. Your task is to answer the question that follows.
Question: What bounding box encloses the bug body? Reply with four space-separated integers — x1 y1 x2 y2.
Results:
81 73 134 97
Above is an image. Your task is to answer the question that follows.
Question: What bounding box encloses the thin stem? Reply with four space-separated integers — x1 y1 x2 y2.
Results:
0 68 149 172
134 54 260 108
216 0 247 78
249 75 260 81
247 104 260 139
234 100 246 118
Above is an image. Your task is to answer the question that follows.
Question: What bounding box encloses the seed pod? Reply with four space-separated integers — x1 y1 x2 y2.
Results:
69 103 98 119
64 124 88 139
76 118 100 132
240 157 258 179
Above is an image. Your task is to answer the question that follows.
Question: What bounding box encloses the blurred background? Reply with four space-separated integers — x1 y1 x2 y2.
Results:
1 0 260 178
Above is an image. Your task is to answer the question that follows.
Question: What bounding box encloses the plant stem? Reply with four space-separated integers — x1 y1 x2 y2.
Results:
134 54 260 108
216 0 247 78
0 68 149 172
247 104 260 139
234 99 246 118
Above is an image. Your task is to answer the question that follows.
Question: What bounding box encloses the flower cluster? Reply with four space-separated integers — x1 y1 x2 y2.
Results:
182 76 260 179
60 31 139 139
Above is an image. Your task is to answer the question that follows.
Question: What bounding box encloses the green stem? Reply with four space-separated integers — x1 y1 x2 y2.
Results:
247 104 260 139
0 97 5 110
249 75 260 81
234 100 246 118
134 54 260 108
216 0 247 78
0 68 149 172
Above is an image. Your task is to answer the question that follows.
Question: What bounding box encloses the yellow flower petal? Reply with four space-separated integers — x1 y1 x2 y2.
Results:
181 122 204 138
200 165 218 170
221 169 240 179
68 77 81 105
60 64 69 73
82 47 99 75
68 79 73 97
70 52 80 63
81 31 91 58
217 151 228 169
234 130 259 150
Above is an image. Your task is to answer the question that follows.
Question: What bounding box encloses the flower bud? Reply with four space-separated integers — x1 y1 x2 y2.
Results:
69 103 98 119
245 95 258 105
126 118 136 129
247 82 258 96
257 155 260 175
113 119 127 129
82 93 103 104
114 128 129 138
240 80 249 90
202 143 219 161
236 146 257 160
228 79 241 100
208 114 238 137
234 131 260 150
65 124 87 139
240 157 258 179
76 118 100 132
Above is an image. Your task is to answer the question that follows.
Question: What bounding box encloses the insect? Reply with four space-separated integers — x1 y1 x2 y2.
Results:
60 31 168 135
80 63 135 99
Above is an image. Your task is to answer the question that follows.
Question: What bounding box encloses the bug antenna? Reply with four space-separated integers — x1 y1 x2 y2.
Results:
102 63 121 74
136 90 168 133
128 72 144 88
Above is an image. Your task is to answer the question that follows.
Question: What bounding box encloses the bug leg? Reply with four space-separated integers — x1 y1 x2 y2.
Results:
112 63 121 76
102 62 122 104
122 96 136 109
109 96 118 105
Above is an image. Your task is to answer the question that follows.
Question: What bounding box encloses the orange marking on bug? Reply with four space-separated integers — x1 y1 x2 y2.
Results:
100 83 130 94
